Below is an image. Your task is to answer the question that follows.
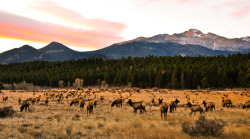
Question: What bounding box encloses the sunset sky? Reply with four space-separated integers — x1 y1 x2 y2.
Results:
0 0 249 53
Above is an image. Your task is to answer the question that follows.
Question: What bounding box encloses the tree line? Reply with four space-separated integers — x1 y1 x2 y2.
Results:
0 53 249 89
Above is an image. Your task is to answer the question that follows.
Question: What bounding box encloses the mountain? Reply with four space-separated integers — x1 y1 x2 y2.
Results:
241 36 250 42
84 42 233 59
0 42 88 64
0 45 42 64
121 29 250 52
39 42 85 61
0 29 249 64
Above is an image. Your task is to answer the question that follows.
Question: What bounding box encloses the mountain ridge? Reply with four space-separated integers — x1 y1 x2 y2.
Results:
0 29 249 64
120 29 250 52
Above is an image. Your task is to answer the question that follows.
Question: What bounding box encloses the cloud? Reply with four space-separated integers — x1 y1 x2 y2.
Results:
214 0 250 19
0 10 125 49
27 1 126 34
137 0 201 7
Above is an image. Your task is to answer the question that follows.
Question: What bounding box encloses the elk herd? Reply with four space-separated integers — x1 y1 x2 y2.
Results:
0 89 249 120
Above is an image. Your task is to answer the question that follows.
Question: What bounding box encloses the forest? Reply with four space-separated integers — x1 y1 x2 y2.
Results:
0 53 249 89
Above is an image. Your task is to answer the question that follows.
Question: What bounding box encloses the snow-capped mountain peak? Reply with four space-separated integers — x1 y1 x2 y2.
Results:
241 36 250 42
184 29 203 38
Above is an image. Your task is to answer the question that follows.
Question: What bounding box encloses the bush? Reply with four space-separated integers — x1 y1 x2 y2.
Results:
0 106 15 118
182 116 226 137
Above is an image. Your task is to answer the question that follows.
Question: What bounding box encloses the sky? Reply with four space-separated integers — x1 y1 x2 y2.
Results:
0 0 249 53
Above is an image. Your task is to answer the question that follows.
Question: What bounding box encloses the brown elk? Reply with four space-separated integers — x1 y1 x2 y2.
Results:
31 98 36 105
243 101 250 109
45 97 49 106
79 98 85 111
20 100 30 112
100 96 104 102
222 97 232 107
2 96 8 102
160 102 169 119
111 98 123 108
159 98 163 105
127 99 146 114
36 96 41 103
18 97 22 105
70 99 79 106
202 100 215 111
93 100 97 108
87 100 94 116
170 99 180 112
186 102 204 116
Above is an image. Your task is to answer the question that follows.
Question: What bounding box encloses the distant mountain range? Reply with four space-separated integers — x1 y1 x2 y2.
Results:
0 29 249 64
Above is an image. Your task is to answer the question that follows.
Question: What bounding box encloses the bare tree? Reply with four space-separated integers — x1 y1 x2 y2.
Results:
58 80 65 88
73 78 83 89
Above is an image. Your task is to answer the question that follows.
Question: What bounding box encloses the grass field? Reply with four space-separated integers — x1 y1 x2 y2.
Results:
0 89 249 139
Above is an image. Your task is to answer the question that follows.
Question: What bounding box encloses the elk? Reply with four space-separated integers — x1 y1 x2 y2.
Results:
70 99 79 106
170 99 180 112
202 100 215 111
151 98 155 104
159 98 163 105
243 101 250 109
222 97 232 107
2 96 8 102
127 99 146 114
31 98 36 105
100 96 104 102
186 102 204 116
87 100 94 116
36 96 41 103
111 98 123 108
93 100 98 108
20 100 30 112
79 98 85 111
160 102 169 119
18 97 22 105
45 97 49 106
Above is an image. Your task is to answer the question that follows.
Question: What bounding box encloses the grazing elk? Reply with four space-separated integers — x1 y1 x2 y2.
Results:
186 102 204 116
170 99 180 112
57 97 62 103
242 101 250 109
111 98 123 108
2 96 8 102
20 100 30 112
100 96 104 102
222 97 232 107
127 99 146 114
202 100 215 111
31 98 36 105
160 102 169 120
36 96 41 103
70 99 79 106
87 100 94 116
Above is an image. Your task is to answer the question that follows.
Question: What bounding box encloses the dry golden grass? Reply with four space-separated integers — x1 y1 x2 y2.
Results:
0 89 249 138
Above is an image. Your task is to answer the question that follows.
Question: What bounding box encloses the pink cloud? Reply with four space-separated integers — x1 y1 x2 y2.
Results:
0 10 124 49
27 1 126 34
230 5 250 19
138 0 201 6
214 0 250 19
177 0 200 4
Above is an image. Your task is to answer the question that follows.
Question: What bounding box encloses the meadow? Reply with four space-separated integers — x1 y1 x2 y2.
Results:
0 88 249 139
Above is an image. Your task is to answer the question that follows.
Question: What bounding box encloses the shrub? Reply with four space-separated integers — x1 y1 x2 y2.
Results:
182 116 226 137
0 106 15 118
